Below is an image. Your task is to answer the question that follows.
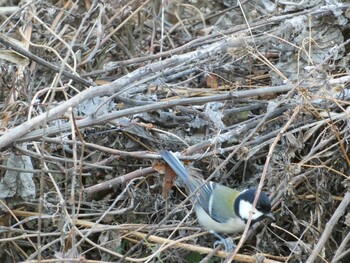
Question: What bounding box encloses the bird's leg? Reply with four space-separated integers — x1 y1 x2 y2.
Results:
210 231 235 251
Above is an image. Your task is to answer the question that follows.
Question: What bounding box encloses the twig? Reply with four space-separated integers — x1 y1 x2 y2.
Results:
0 33 94 87
306 191 350 263
2 84 293 148
83 3 350 77
83 167 156 200
199 244 223 263
331 230 350 262
129 232 284 263
224 105 301 262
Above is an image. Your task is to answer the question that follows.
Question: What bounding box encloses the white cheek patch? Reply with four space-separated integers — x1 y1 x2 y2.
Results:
239 200 264 220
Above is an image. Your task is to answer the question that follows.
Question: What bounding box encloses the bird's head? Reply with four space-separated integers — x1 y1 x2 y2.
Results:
235 189 275 224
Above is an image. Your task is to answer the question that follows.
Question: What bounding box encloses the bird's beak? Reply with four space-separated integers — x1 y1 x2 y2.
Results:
265 212 275 221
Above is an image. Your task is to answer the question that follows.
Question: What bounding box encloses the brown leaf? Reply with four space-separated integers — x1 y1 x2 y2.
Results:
154 162 176 198
205 74 218 90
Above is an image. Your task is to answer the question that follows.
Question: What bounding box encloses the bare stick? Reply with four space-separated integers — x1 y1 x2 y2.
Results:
306 191 350 263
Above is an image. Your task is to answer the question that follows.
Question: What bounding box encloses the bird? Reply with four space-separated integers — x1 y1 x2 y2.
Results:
160 150 275 250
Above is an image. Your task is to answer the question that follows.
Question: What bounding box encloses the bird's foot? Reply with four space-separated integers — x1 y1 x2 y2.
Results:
211 231 235 252
213 238 235 251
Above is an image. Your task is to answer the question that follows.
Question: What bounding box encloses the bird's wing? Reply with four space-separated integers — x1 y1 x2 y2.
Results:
159 151 240 223
189 178 215 209
192 180 240 223
208 184 240 223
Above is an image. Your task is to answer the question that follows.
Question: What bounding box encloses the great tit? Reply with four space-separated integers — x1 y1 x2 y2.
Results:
160 150 275 247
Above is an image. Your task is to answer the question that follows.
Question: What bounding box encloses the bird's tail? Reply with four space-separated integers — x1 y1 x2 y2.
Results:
159 150 190 186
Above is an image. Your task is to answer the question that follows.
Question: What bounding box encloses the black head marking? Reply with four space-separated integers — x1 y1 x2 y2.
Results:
241 189 271 212
234 188 272 224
